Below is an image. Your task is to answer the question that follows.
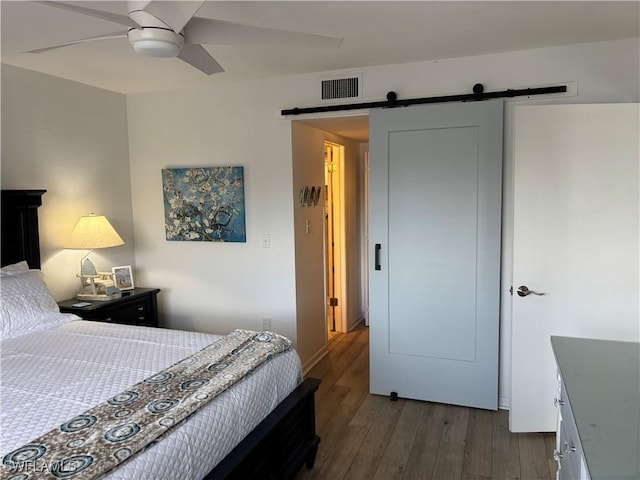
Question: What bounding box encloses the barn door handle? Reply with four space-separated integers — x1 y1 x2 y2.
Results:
517 285 545 297
375 244 381 270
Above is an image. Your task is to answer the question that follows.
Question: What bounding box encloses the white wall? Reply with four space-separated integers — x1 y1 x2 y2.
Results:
292 122 326 368
126 80 302 343
1 65 135 300
290 123 364 369
127 37 639 405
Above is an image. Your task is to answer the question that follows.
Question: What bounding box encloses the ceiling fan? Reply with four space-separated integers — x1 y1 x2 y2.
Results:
28 1 343 74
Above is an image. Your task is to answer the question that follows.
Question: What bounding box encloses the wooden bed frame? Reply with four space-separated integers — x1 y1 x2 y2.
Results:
1 189 321 480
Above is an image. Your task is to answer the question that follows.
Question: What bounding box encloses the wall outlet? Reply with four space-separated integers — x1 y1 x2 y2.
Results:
262 316 271 331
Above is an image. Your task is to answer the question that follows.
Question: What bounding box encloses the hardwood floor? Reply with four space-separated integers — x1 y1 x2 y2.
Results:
296 325 557 480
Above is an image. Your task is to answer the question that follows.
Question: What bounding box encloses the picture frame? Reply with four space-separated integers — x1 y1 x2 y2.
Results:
161 166 246 242
112 265 134 291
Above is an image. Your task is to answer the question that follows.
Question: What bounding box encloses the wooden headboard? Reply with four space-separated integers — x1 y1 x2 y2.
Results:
1 189 47 269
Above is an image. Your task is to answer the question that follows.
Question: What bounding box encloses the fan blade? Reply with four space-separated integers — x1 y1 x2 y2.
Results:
143 1 204 34
184 17 343 49
177 44 224 75
36 1 140 28
25 31 128 54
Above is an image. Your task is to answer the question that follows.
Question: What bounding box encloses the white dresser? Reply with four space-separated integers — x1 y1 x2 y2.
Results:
551 336 640 480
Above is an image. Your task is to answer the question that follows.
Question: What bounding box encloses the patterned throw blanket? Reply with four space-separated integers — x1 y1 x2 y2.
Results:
1 329 291 480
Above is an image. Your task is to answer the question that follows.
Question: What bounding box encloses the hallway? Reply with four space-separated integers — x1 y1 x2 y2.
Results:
296 325 557 480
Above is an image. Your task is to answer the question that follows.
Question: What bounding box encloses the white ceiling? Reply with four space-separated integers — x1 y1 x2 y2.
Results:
2 1 639 96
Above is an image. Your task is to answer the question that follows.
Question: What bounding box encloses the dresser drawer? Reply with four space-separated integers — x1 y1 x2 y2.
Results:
556 380 589 480
558 411 581 479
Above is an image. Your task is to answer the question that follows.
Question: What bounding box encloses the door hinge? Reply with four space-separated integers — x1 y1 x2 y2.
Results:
329 297 339 307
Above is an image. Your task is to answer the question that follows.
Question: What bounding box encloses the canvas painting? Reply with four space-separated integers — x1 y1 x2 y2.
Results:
161 167 246 242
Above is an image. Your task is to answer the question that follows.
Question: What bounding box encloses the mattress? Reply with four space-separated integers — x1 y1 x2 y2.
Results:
0 319 302 480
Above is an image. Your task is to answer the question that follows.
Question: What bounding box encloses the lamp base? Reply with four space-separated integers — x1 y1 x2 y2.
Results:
76 292 122 302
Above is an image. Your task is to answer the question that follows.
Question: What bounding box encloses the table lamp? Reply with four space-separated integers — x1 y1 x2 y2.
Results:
66 214 125 300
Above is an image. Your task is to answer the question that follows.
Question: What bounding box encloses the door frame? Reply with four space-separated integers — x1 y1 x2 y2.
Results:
325 140 347 333
363 150 370 326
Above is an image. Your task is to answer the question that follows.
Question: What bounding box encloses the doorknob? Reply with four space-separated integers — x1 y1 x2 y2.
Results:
517 285 545 297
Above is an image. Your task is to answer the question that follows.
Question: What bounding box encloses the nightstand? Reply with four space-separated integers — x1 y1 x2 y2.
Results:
58 288 161 328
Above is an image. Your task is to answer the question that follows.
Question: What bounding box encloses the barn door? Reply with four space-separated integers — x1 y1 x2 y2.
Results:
369 100 503 409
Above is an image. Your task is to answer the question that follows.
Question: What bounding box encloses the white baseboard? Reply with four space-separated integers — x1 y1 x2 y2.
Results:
302 345 328 375
347 316 365 332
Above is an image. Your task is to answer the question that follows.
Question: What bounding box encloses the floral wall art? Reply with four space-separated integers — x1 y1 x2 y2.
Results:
161 167 246 242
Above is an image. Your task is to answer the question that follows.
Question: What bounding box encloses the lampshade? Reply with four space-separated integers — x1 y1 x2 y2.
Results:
66 214 124 250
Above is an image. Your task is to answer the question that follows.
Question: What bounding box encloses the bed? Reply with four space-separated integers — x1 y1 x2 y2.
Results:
0 189 320 480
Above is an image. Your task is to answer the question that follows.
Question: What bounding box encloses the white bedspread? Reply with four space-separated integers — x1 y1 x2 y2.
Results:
0 320 302 480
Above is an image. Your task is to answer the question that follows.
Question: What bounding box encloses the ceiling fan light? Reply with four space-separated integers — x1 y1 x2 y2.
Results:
132 39 181 57
128 28 184 58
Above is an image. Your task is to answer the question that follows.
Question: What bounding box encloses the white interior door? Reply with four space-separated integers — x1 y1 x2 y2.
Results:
369 100 503 410
510 103 640 432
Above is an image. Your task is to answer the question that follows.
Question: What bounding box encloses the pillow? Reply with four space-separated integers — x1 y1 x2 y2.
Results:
0 260 30 274
0 269 70 339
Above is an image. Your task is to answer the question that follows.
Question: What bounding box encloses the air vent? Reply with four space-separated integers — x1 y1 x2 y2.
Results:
321 75 361 101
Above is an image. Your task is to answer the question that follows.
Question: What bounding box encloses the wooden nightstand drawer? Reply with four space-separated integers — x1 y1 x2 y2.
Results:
58 288 160 328
99 300 152 326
